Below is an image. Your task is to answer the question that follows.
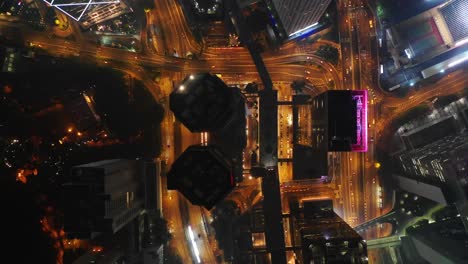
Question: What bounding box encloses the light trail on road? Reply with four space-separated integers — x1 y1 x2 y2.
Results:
3 0 468 259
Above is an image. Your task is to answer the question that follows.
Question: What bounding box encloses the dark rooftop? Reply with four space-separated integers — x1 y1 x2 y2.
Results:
294 200 367 264
170 73 234 132
293 144 328 179
311 90 357 152
167 145 234 209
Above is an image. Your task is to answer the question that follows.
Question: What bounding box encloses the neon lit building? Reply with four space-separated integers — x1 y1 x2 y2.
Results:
351 90 368 152
310 90 368 153
292 90 368 179
42 0 131 28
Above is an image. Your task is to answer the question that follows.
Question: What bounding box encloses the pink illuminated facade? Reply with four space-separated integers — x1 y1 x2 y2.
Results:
351 90 368 152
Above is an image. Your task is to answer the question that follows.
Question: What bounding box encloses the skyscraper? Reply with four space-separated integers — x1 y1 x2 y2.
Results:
170 73 238 133
43 0 131 28
403 214 468 264
289 199 368 263
396 132 468 231
266 0 332 39
62 159 146 239
168 73 246 207
310 90 368 152
167 145 235 210
293 90 368 179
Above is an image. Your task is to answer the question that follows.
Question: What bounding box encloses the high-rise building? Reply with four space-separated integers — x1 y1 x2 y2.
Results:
169 72 246 202
167 145 235 209
289 199 368 263
170 73 239 133
266 0 332 39
367 209 468 264
62 159 146 239
396 132 468 231
293 90 368 179
79 1 131 29
396 97 468 150
43 0 131 28
231 195 366 264
403 215 468 264
310 90 368 152
383 0 468 83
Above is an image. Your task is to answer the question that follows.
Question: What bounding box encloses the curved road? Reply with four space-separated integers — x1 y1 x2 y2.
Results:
3 1 468 261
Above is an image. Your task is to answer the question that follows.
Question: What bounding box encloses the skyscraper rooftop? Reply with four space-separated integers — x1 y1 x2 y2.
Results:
62 159 145 239
167 145 235 209
267 0 331 38
170 73 235 132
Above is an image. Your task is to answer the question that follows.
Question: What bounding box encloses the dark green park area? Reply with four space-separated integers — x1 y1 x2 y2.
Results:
0 55 164 158
0 56 165 262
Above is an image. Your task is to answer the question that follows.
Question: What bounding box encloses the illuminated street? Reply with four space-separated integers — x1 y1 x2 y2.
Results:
2 0 468 263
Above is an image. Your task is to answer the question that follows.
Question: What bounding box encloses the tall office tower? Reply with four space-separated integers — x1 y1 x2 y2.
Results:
289 199 368 263
396 96 468 151
167 145 235 209
293 90 368 179
310 90 368 152
43 0 131 28
140 160 160 215
367 206 468 263
396 132 468 231
170 73 240 133
403 214 468 263
62 159 145 239
266 0 332 39
385 0 468 77
169 73 246 207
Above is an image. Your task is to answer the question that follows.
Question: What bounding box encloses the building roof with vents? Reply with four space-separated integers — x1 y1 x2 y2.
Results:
439 0 468 43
